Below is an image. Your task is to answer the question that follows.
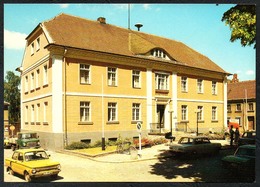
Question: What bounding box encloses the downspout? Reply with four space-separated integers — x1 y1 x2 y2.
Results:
63 48 68 147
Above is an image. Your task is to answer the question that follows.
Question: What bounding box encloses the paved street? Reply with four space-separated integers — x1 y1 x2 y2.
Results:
3 144 255 183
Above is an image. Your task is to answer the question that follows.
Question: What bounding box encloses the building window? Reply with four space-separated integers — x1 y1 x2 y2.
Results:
155 73 169 90
235 117 242 127
212 106 217 120
150 49 168 59
36 104 40 123
197 79 203 93
25 76 28 93
31 72 34 90
43 65 48 85
181 105 188 121
43 102 48 123
248 103 254 111
80 102 90 122
197 106 203 121
132 70 141 88
80 64 90 84
31 42 34 55
212 81 217 95
236 104 241 111
36 38 40 51
181 77 188 92
108 67 117 86
36 69 40 89
227 104 231 113
108 102 117 121
132 103 140 121
31 105 35 124
25 106 28 124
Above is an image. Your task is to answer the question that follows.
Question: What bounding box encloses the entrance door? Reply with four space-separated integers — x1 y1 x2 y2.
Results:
248 116 255 130
157 105 165 130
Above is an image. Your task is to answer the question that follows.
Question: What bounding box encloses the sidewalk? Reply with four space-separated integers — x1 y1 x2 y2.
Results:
58 139 232 163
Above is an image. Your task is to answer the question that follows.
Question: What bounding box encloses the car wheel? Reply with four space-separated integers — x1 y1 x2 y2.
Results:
11 145 15 151
24 171 32 182
7 167 14 175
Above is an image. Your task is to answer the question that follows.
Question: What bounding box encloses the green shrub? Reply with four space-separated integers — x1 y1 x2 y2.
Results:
65 141 90 150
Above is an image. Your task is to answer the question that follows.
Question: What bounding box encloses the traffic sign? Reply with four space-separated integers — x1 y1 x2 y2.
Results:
136 122 142 131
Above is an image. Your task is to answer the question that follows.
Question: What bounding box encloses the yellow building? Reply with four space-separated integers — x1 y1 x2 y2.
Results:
227 74 256 131
4 101 9 137
18 14 230 150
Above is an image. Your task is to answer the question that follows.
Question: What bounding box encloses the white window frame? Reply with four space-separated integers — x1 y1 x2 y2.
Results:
36 37 40 51
43 65 48 85
197 106 203 121
108 67 117 86
36 103 40 122
31 72 34 90
80 102 91 122
36 69 40 89
197 79 203 93
181 77 188 92
248 103 254 111
31 105 35 124
212 106 217 120
181 105 188 121
132 103 141 121
25 106 28 123
43 102 48 123
108 102 117 122
80 64 91 84
31 42 34 55
212 81 217 95
155 73 169 90
25 76 28 93
132 70 141 88
236 103 241 111
227 104 231 113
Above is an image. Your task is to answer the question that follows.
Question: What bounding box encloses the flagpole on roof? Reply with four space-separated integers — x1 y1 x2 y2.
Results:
245 89 248 131
128 4 131 30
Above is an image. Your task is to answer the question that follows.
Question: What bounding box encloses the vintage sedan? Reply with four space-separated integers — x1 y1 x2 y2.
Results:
222 145 255 172
5 148 61 182
238 131 256 146
169 136 221 155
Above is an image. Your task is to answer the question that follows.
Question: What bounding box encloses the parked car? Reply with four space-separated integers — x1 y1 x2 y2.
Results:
5 148 61 182
8 132 40 151
4 137 11 148
169 136 221 155
238 131 256 146
222 145 255 172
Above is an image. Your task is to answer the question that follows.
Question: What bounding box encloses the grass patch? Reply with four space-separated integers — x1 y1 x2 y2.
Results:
72 146 117 156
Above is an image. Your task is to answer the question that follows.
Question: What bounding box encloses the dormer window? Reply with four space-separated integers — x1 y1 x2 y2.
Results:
150 48 169 59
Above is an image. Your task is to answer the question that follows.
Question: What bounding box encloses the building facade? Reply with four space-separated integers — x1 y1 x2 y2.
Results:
4 101 9 137
18 14 230 150
227 74 256 131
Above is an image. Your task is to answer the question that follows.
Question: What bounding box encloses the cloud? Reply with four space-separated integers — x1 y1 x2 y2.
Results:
246 70 254 75
59 4 69 9
4 29 27 50
113 4 129 10
143 4 151 10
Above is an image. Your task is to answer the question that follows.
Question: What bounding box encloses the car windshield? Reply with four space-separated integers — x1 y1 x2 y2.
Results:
20 133 37 139
179 138 192 144
24 151 49 161
236 147 255 157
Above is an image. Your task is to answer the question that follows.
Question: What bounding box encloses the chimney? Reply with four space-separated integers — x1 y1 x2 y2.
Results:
135 23 143 31
97 17 106 24
231 73 239 83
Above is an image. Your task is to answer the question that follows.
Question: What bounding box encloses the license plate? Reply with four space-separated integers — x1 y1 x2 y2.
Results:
44 171 51 175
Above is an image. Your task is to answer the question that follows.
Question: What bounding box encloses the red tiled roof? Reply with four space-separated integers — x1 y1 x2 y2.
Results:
40 13 227 74
227 80 256 100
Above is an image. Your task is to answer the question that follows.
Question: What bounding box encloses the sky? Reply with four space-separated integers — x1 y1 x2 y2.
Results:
3 3 256 81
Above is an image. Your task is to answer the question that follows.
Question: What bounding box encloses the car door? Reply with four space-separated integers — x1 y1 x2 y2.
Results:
11 152 25 175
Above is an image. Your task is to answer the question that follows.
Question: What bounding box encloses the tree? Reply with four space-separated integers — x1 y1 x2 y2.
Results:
222 5 256 48
4 71 21 124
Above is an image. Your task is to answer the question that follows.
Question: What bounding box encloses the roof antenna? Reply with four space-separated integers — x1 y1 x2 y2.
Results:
135 23 143 31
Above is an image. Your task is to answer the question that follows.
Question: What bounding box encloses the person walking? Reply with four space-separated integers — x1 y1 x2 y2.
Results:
230 125 234 146
235 128 240 145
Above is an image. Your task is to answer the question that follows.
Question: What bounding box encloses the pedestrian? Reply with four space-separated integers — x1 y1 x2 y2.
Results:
235 128 240 145
230 125 234 146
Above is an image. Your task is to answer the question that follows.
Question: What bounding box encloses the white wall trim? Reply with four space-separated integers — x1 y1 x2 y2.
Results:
22 55 50 75
146 69 153 130
177 98 224 104
52 55 63 133
21 93 52 103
